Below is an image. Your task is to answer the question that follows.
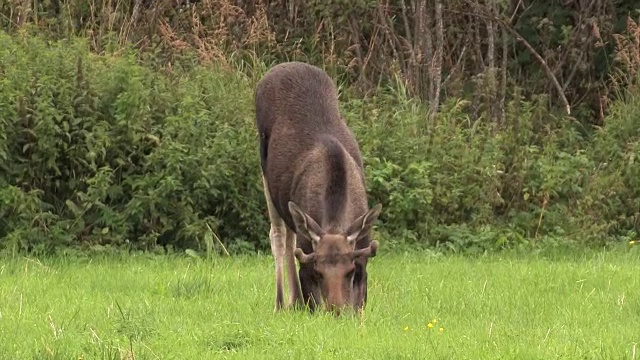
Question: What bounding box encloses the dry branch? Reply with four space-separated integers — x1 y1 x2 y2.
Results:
429 0 444 120
448 4 572 115
502 23 571 115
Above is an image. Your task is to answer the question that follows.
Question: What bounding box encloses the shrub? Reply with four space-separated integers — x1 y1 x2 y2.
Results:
1 31 639 255
576 88 640 243
0 32 266 254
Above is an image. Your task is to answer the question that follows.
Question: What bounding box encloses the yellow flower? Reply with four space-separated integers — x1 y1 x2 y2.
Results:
439 327 445 333
427 322 434 329
404 326 410 332
630 240 636 245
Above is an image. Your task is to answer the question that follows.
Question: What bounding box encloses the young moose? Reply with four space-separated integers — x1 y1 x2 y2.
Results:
255 61 382 314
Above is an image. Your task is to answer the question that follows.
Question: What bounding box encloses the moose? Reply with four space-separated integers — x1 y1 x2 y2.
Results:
254 61 382 314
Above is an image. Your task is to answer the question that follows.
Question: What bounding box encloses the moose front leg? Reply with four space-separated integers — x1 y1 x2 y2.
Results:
269 222 286 310
285 229 303 308
262 175 286 311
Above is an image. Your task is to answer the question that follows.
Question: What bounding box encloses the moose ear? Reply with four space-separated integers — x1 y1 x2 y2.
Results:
288 201 323 247
346 204 382 245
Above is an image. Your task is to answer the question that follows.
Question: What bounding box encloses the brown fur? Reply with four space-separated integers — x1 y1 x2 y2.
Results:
255 61 382 314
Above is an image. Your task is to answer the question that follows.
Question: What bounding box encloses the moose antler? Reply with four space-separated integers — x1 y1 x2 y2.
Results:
295 240 379 264
351 240 379 259
294 248 316 264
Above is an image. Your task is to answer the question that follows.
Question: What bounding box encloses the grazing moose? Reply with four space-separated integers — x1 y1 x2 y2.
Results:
254 61 382 314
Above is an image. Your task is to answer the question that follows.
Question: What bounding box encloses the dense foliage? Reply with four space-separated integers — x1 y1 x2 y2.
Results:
0 30 638 254
0 33 266 254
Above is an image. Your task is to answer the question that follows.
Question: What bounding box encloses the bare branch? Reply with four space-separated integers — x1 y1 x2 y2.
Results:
447 4 572 115
417 0 432 99
399 0 414 48
348 15 367 85
400 0 418 95
442 44 467 87
487 0 496 119
376 0 403 70
500 27 508 124
502 22 571 115
429 0 444 120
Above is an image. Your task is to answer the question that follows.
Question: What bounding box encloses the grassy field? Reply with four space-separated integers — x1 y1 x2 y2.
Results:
1 248 639 359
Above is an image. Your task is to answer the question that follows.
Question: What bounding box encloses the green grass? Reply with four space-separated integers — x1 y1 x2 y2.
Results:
1 248 639 359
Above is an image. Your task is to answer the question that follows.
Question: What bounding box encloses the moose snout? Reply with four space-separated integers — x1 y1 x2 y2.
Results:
323 289 348 315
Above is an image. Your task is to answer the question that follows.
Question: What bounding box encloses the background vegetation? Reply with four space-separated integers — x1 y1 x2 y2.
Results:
1 0 640 254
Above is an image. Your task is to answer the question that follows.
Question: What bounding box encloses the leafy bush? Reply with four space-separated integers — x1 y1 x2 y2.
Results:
0 32 266 254
576 89 640 243
1 31 639 255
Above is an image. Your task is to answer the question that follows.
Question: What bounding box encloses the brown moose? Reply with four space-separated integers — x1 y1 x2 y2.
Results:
254 61 382 314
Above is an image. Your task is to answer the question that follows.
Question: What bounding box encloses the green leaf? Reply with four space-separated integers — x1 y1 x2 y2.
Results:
65 200 82 216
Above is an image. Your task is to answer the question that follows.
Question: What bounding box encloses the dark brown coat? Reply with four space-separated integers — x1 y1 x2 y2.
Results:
255 61 381 313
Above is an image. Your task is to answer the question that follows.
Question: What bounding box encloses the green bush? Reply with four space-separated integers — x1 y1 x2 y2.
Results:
347 86 637 251
1 31 639 255
0 32 266 254
346 94 502 244
577 90 640 243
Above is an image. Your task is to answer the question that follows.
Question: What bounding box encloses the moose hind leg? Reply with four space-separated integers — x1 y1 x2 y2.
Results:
262 175 285 311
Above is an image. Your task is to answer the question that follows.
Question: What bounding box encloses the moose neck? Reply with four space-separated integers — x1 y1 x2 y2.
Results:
292 135 367 234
